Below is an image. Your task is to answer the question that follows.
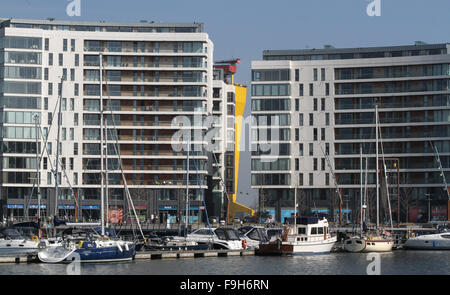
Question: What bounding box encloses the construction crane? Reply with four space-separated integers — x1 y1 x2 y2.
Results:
214 58 241 84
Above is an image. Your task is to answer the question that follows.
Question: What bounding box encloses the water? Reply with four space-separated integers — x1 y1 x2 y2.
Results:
0 251 449 275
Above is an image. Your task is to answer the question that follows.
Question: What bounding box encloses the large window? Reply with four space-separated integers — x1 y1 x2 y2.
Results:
252 84 290 96
2 51 42 65
1 66 41 79
252 99 291 111
0 81 41 94
0 96 41 109
0 36 42 49
252 69 290 81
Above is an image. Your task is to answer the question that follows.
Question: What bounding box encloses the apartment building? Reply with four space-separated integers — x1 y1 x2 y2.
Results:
251 43 450 223
0 18 233 224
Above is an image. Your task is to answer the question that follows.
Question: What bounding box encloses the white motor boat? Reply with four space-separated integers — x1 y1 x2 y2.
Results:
237 226 270 250
173 227 243 250
403 232 450 250
0 228 45 255
258 216 337 255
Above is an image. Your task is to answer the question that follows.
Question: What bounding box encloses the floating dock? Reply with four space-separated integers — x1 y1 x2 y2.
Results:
0 249 255 264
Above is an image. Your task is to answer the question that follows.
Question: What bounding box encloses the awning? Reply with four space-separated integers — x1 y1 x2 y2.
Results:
28 205 47 209
81 205 99 209
180 206 204 210
58 205 75 209
7 204 24 209
158 205 177 211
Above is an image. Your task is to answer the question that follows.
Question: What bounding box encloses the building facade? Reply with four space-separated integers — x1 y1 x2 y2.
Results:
0 18 233 224
251 43 450 223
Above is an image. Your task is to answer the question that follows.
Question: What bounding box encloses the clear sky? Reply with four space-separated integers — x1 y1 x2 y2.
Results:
1 0 449 210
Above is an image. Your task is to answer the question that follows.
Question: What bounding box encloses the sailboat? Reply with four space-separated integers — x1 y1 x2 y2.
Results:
344 104 394 252
38 54 136 263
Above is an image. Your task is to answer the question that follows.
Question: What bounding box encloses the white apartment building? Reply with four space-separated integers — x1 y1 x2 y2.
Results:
251 43 450 223
0 18 233 224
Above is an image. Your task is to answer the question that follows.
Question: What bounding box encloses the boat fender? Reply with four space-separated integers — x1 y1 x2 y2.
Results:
117 244 123 252
32 235 39 242
78 241 84 249
124 243 129 251
369 234 373 240
242 239 247 249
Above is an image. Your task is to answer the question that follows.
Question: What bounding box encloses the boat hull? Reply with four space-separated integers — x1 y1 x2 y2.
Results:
403 234 450 250
0 240 41 255
258 237 337 255
38 242 136 263
362 239 393 252
343 237 366 253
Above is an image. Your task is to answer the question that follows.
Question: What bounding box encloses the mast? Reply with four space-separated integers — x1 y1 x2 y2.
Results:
294 173 297 229
54 76 63 218
99 53 105 236
185 139 190 238
34 114 41 220
360 145 363 233
375 104 379 229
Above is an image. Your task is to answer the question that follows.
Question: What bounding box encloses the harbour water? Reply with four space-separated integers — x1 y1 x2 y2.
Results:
0 251 449 275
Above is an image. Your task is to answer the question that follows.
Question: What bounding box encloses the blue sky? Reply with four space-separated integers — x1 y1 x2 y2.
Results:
1 0 449 209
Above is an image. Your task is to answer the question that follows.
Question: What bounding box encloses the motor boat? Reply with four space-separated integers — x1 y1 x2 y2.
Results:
0 228 44 255
141 234 209 251
173 227 244 250
403 232 450 250
257 216 337 255
237 226 270 250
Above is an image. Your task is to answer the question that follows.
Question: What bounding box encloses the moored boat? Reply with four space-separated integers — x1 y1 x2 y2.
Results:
403 232 450 250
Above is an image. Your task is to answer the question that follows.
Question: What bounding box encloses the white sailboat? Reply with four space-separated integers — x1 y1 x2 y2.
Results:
344 104 394 253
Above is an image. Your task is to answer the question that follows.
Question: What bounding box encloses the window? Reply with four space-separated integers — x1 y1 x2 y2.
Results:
295 99 299 111
47 142 52 154
321 158 326 171
47 172 52 185
326 83 330 96
321 98 325 111
325 143 330 155
70 158 74 170
48 113 52 125
313 68 318 81
62 98 67 111
313 128 318 141
69 128 74 140
74 84 79 96
321 128 325 140
321 68 325 81
326 113 330 126
44 68 48 80
70 69 75 81
314 98 318 111
299 143 304 156
299 84 304 96
75 54 79 66
309 113 313 126
74 113 78 126
74 172 78 185
58 53 63 66
295 128 299 141
48 83 53 95
313 158 317 170
309 83 313 96
43 157 47 169
325 173 330 185
299 173 303 186
71 39 75 51
295 69 299 81
70 98 74 111
63 39 67 51
44 97 48 110
62 69 67 80
309 143 313 156
48 53 53 66
44 38 49 51
62 128 66 140
74 142 78 155
295 158 299 171
309 173 313 186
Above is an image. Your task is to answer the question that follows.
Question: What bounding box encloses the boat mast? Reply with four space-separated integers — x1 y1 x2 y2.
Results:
54 76 63 218
185 139 190 238
34 114 41 221
375 104 379 229
360 145 363 233
294 173 297 229
99 53 105 236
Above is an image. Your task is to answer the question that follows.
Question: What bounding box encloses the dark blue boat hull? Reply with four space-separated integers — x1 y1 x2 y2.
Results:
67 243 136 263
